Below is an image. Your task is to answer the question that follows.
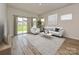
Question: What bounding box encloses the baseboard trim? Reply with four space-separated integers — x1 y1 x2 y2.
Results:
64 36 79 40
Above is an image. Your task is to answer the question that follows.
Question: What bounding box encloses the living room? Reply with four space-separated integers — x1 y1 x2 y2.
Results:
0 3 79 55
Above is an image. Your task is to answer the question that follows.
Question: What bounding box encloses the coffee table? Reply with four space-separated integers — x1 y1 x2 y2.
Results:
40 32 52 38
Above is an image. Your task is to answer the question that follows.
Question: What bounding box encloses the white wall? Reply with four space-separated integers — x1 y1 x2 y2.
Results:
42 4 79 40
0 3 8 42
7 7 37 36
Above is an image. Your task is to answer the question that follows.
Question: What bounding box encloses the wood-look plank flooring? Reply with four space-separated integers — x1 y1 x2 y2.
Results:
57 38 79 55
11 34 79 55
11 35 41 55
0 42 11 55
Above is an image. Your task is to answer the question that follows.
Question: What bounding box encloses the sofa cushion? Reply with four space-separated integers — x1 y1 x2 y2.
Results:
49 31 59 35
44 27 55 31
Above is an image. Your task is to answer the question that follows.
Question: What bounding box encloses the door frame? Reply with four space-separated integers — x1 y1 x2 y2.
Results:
14 16 28 35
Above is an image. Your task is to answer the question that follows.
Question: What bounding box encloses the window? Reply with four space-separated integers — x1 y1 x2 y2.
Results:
33 18 36 22
17 17 27 34
61 13 72 20
33 18 37 27
48 14 57 26
41 18 45 25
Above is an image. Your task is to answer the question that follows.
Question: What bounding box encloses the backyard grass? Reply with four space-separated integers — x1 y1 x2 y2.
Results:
17 24 27 33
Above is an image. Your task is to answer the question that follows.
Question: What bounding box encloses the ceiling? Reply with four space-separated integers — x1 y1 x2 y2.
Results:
8 3 72 15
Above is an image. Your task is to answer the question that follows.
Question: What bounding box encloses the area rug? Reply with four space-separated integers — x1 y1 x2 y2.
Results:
57 39 79 55
24 34 65 55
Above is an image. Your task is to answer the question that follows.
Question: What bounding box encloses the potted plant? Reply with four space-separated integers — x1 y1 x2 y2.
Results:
37 20 42 31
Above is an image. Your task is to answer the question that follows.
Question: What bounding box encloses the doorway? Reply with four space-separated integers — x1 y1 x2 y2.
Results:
16 17 27 34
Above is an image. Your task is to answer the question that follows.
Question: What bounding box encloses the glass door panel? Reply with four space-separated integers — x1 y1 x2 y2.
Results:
17 17 27 34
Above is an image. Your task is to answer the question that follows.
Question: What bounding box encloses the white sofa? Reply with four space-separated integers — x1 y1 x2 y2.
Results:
44 26 64 37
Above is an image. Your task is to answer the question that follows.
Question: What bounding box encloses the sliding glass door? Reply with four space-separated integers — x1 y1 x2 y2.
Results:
17 17 27 34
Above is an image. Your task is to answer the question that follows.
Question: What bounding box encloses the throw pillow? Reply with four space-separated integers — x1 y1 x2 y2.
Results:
55 28 60 32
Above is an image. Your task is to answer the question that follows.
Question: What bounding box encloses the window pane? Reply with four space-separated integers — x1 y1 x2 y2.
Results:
17 17 27 34
23 18 27 21
41 18 44 22
48 14 57 26
33 18 36 21
41 18 45 25
33 18 37 27
18 17 22 21
61 13 72 20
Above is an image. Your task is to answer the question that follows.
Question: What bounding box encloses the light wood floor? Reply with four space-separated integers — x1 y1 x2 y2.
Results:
11 34 79 55
0 42 11 55
11 34 41 55
57 38 79 55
